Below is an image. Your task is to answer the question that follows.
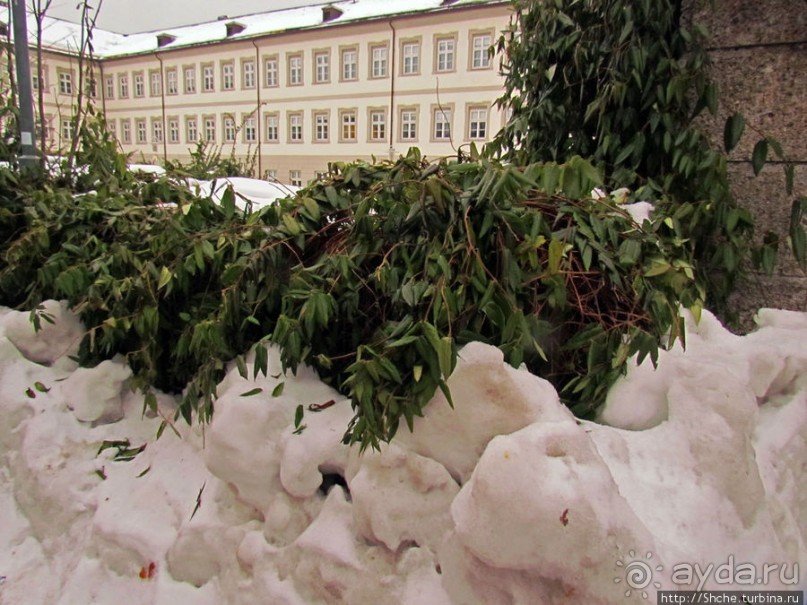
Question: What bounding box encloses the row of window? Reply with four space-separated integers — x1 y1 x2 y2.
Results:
107 104 491 146
97 31 493 100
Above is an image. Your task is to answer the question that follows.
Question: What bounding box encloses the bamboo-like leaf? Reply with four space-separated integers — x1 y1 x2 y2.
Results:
751 139 768 176
240 387 264 397
723 113 745 153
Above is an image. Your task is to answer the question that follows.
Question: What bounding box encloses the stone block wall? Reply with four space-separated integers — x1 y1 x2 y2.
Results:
689 0 807 328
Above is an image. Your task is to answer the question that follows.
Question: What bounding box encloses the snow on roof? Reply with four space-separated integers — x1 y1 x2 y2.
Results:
7 0 507 60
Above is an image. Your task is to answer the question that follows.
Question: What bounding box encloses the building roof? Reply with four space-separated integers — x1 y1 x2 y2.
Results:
6 0 508 60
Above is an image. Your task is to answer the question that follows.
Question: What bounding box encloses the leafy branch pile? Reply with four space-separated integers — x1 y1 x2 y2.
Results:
1 149 704 448
491 0 805 312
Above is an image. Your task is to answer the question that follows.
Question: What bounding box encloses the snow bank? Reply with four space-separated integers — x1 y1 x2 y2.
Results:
0 303 804 604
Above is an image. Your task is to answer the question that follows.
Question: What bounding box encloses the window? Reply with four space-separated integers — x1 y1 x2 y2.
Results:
289 170 302 187
202 64 214 92
433 107 452 140
264 169 277 180
222 62 235 90
242 59 256 89
401 40 420 76
186 117 198 143
313 111 329 142
136 118 147 143
264 56 278 87
471 32 493 69
105 75 114 99
166 68 178 95
168 118 179 143
400 108 418 141
340 110 357 142
435 36 456 72
287 54 303 86
134 72 144 97
58 70 73 95
341 47 357 81
288 112 303 142
60 118 74 141
468 106 488 140
147 70 159 97
314 51 330 83
223 115 236 142
107 119 116 139
87 77 98 98
243 115 256 143
370 44 388 78
152 119 163 144
203 116 215 142
118 73 129 98
265 113 279 142
369 109 386 141
184 66 196 94
121 119 131 143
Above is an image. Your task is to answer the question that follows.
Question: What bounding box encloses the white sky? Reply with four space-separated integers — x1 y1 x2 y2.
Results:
42 0 320 34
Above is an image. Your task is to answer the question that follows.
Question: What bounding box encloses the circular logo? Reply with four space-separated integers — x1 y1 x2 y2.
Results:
614 550 664 599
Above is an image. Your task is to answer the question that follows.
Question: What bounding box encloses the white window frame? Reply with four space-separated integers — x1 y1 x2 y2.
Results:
433 106 452 141
369 109 386 141
314 111 329 142
184 65 196 94
265 113 279 142
186 117 199 143
288 54 303 86
288 112 303 142
401 40 420 76
222 62 235 91
166 68 178 95
471 32 493 70
341 47 357 81
435 36 456 73
223 114 236 142
340 109 357 142
370 44 388 79
264 56 278 87
202 64 215 92
242 59 256 89
314 51 330 84
134 72 144 97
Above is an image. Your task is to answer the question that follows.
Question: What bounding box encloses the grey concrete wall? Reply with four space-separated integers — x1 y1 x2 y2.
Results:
690 0 807 329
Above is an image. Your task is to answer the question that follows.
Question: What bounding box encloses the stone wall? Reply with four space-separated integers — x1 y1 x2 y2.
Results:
690 0 806 328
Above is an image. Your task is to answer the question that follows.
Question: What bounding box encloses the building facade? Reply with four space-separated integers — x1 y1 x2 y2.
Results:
6 0 512 184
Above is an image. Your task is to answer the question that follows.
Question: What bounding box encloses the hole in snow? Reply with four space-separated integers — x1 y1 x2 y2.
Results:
318 472 349 497
545 443 566 457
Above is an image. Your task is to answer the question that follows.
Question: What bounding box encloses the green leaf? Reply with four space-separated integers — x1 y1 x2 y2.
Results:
221 186 236 219
751 139 768 176
723 113 745 153
157 266 173 290
294 404 304 428
548 239 565 274
240 387 264 397
272 382 285 397
34 381 50 393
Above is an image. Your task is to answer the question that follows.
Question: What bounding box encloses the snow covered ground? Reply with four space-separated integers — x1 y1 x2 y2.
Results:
0 301 804 604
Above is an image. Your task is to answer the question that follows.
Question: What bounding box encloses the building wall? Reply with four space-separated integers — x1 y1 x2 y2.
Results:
97 3 512 184
690 0 807 325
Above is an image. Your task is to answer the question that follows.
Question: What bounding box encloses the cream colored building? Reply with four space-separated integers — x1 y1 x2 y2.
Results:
8 0 511 184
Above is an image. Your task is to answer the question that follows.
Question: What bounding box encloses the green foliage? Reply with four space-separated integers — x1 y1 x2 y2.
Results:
165 140 257 179
0 150 704 449
490 0 760 312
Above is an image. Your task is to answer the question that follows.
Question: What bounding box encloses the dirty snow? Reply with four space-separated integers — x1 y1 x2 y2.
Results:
0 301 805 604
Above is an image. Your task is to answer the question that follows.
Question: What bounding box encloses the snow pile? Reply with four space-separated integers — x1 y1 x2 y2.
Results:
0 303 805 604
